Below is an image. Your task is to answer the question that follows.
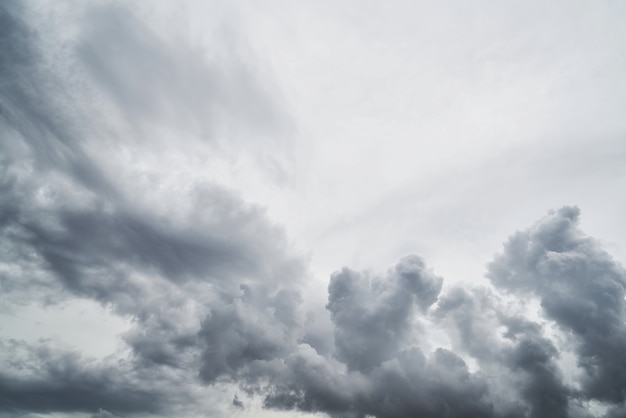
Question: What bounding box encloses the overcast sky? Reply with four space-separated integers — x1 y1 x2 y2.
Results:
1 1 626 417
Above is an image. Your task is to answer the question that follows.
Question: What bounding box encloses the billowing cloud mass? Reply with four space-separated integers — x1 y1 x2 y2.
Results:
1 2 625 418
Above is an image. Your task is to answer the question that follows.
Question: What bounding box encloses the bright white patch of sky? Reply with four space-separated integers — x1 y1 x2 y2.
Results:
0 300 130 358
181 0 626 287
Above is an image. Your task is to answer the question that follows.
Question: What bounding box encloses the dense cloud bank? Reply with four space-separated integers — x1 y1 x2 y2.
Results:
1 2 626 418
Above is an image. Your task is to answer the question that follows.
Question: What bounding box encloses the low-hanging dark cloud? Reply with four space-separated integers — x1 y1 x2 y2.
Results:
0 339 174 415
1 2 625 418
487 206 626 412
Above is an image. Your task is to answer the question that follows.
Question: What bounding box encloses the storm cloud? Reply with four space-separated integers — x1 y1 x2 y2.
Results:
1 1 625 418
487 207 626 412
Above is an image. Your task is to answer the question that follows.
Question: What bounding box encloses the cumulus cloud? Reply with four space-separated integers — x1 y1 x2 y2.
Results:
252 205 626 418
435 206 626 418
326 255 442 372
487 206 626 409
2 1 626 418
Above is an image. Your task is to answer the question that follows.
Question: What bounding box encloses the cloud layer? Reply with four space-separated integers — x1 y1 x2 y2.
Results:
1 2 625 418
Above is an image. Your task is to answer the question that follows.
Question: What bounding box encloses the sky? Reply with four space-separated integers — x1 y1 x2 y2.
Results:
1 1 626 417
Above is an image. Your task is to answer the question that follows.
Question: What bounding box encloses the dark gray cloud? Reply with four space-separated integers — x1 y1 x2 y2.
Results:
2 2 626 418
198 289 298 383
256 257 496 418
0 339 171 415
1 1 302 416
435 206 626 417
232 394 244 409
487 206 626 408
261 343 496 418
326 255 442 372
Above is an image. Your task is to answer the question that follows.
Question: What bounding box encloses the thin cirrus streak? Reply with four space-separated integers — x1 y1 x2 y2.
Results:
1 2 625 418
